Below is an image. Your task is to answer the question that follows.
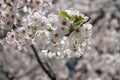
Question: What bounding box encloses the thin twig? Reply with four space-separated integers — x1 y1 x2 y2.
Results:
65 17 90 37
31 44 57 80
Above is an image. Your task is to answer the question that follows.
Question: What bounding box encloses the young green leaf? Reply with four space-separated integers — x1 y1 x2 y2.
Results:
47 28 53 32
69 15 77 21
69 24 74 32
30 0 33 4
73 16 84 25
59 10 70 20
4 5 9 10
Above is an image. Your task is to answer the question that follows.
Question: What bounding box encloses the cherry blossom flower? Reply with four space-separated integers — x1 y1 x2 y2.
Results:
0 0 92 59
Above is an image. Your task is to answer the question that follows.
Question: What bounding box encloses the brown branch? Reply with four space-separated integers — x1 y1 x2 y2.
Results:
31 44 57 80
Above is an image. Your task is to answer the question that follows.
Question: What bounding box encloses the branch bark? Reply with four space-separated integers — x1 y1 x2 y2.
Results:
31 44 57 80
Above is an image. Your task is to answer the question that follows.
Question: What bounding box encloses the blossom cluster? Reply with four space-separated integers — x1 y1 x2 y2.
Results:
0 0 92 58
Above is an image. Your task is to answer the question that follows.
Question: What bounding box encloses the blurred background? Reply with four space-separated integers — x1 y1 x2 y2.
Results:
0 0 120 80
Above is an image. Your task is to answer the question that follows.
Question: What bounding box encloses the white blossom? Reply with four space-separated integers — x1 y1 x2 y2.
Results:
0 0 92 59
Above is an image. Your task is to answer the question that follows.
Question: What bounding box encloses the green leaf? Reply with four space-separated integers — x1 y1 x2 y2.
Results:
59 10 70 20
69 16 84 32
4 4 9 10
47 28 53 32
73 16 84 25
69 24 74 32
69 15 77 21
59 10 86 35
30 0 33 4
32 28 35 33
